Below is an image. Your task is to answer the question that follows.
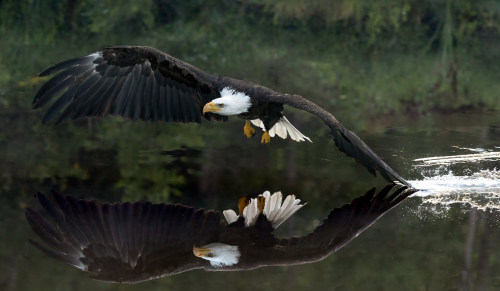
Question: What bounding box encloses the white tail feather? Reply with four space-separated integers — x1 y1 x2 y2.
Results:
223 191 306 228
262 191 304 228
223 210 238 224
242 198 259 227
251 117 312 142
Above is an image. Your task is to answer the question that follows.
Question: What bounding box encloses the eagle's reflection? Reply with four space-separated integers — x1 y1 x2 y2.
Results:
26 184 416 283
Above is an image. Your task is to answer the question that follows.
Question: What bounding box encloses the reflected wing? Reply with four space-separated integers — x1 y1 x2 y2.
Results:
272 184 417 264
33 46 227 123
266 93 410 186
25 192 224 283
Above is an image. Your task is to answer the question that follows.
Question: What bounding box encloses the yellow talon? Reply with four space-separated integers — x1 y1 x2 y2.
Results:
261 131 271 144
243 121 255 138
238 197 250 215
257 196 265 213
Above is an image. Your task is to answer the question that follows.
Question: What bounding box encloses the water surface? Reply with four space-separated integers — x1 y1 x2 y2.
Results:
1 109 499 291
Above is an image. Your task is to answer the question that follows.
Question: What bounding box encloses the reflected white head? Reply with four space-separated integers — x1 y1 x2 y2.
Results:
193 242 240 267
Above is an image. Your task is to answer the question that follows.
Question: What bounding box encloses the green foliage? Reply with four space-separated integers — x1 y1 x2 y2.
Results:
1 0 499 119
81 0 156 34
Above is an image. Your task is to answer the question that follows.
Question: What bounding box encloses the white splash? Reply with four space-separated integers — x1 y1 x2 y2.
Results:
410 149 500 211
414 151 500 166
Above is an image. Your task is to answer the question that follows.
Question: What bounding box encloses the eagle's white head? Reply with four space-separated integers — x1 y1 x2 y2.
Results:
202 87 251 116
193 242 240 267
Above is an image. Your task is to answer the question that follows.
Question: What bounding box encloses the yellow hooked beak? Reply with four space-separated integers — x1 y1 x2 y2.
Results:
193 246 212 258
202 102 221 114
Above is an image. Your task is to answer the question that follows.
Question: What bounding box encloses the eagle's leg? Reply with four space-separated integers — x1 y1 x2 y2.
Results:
238 197 250 215
243 121 255 138
257 196 265 213
261 131 271 144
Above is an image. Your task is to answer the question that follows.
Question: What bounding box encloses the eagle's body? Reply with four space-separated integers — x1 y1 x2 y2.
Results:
33 46 409 186
26 185 416 283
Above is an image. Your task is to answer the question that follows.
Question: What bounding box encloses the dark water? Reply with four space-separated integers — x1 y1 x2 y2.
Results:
1 106 499 290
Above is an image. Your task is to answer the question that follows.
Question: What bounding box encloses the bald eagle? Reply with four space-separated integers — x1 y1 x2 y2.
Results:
26 184 416 283
32 46 409 186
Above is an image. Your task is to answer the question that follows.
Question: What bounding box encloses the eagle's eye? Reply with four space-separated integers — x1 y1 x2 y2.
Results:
217 103 224 108
206 253 214 258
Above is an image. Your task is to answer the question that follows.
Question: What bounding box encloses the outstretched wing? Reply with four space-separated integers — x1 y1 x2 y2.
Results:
25 192 225 283
265 93 410 186
267 184 417 265
33 46 226 123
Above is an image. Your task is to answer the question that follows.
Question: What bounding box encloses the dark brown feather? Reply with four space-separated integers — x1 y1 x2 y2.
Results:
272 185 417 264
26 192 223 283
261 93 411 186
34 46 226 124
